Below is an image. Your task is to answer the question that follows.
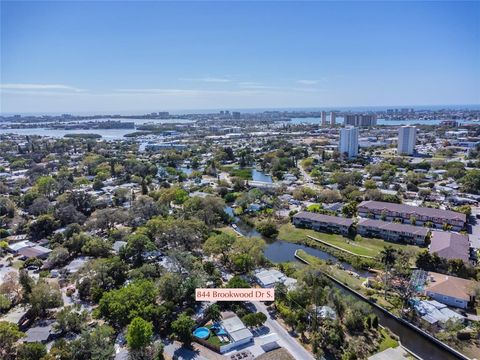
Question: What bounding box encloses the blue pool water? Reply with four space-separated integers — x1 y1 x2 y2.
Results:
193 327 210 339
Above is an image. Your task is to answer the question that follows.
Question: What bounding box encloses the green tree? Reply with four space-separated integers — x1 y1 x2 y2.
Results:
226 275 250 288
81 236 111 257
460 169 480 194
0 197 15 218
36 176 58 199
121 233 156 267
380 246 397 299
54 304 88 334
71 325 115 360
0 294 11 312
19 269 34 297
204 304 221 323
171 312 195 345
342 201 357 218
157 273 183 302
28 280 63 319
28 214 59 240
127 317 153 350
0 321 25 360
17 342 47 360
241 313 258 328
97 280 158 327
256 221 278 238
203 233 235 265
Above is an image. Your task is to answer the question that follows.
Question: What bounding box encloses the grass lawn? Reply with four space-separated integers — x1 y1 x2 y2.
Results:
295 250 365 290
12 260 24 269
217 226 242 237
204 325 229 347
229 167 252 180
278 223 421 258
377 328 399 352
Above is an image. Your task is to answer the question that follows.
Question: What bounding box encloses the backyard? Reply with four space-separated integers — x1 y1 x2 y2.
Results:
204 324 230 348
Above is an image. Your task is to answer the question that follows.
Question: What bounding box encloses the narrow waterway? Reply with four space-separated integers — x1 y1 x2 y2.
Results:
225 206 373 278
328 278 464 360
225 207 466 360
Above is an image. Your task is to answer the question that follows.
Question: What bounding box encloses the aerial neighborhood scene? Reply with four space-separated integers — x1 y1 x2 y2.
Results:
0 1 479 360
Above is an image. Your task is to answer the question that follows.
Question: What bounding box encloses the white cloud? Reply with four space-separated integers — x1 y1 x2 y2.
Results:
179 77 231 83
0 83 84 92
114 88 264 96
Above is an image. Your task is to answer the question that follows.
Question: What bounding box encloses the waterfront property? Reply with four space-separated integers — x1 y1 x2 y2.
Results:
292 211 354 235
357 201 466 231
423 272 476 309
429 231 471 263
254 268 297 289
357 218 429 245
414 300 464 327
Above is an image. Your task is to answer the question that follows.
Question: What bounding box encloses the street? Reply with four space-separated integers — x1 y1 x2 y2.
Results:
252 301 315 360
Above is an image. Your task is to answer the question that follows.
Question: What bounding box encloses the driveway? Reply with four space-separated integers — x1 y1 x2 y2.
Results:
252 301 314 360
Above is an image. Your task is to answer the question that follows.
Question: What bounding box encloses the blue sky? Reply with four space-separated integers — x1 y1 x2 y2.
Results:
1 1 479 114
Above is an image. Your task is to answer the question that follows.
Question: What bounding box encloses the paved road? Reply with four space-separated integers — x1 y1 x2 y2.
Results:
468 211 480 250
252 301 315 360
297 164 321 191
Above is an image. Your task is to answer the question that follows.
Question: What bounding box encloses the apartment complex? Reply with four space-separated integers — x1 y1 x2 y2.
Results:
344 114 377 127
357 218 429 244
292 211 354 235
339 127 359 158
398 125 417 155
357 200 466 231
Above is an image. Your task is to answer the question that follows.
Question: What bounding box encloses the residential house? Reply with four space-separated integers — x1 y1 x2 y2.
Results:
254 268 297 289
218 314 254 353
424 272 476 309
429 231 470 263
414 300 464 326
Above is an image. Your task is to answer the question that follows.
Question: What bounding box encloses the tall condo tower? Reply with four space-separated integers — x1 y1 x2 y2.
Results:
397 125 417 155
321 111 327 126
330 111 336 127
344 114 377 126
339 127 359 158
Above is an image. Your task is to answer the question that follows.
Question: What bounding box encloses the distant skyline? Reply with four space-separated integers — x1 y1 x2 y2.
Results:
1 1 479 114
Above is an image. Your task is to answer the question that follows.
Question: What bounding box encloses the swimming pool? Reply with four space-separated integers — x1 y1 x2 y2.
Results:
193 327 210 339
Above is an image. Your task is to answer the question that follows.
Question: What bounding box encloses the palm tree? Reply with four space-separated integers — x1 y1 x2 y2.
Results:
205 304 221 323
380 246 397 299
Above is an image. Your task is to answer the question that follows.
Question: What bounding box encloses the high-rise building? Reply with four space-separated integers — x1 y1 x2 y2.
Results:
344 114 377 127
321 111 327 126
339 127 359 158
232 111 241 119
397 125 417 155
330 111 336 127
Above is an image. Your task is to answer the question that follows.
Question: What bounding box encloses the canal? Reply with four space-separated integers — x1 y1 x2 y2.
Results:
225 207 466 360
324 273 465 360
225 206 373 278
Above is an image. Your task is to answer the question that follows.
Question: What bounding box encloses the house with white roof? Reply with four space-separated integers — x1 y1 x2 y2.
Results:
254 268 297 289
